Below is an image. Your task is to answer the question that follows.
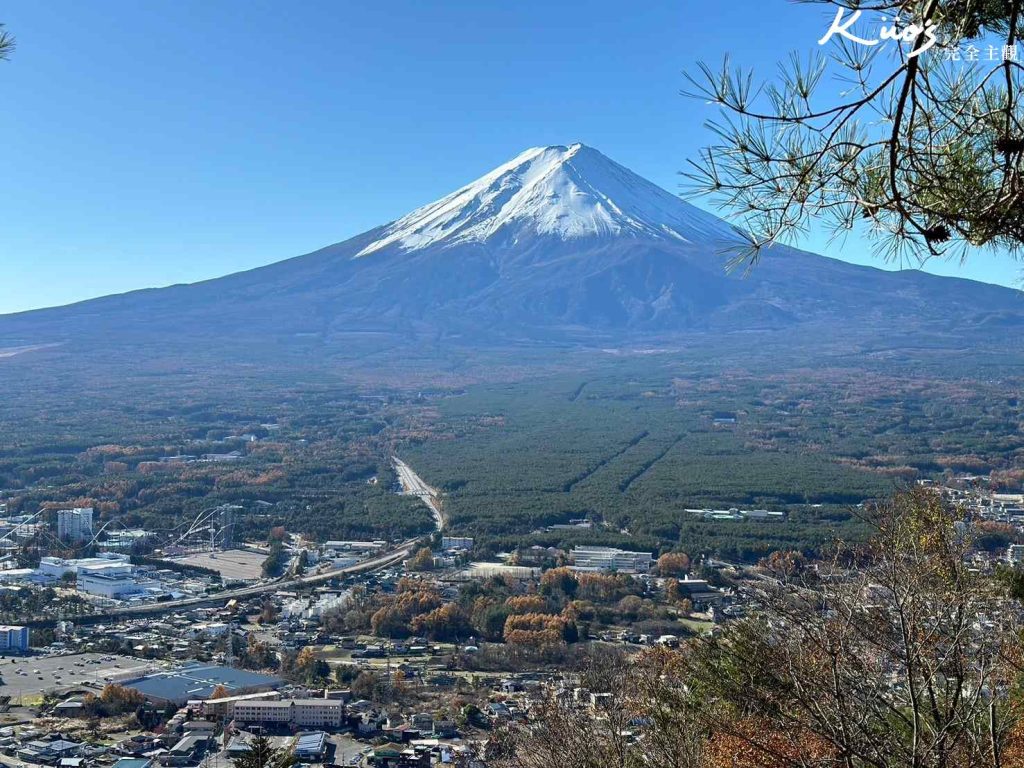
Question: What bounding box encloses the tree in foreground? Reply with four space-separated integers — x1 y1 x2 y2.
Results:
486 647 706 768
684 0 1024 267
494 489 1024 767
683 487 1024 767
0 24 12 61
230 734 296 768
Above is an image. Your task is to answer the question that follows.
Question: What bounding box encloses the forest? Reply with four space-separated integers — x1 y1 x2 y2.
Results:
0 338 1020 562
400 352 1024 560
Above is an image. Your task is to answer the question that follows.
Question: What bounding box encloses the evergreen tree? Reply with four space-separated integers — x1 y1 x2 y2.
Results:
231 734 296 768
685 0 1024 266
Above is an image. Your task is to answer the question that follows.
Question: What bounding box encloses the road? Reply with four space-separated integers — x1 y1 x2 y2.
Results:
40 457 447 626
393 455 446 530
97 543 417 619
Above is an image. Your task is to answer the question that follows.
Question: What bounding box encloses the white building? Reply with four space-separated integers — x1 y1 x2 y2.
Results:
188 622 229 638
0 568 37 584
1008 544 1024 565
442 536 474 551
101 529 153 552
57 507 94 542
35 553 156 599
0 625 29 651
323 541 386 552
37 553 130 580
281 592 350 621
231 699 344 728
77 568 153 599
569 546 653 574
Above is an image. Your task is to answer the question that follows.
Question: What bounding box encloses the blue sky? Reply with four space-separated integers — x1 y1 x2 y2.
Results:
0 0 1019 314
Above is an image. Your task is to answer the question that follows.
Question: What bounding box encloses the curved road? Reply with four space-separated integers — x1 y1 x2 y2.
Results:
63 458 446 624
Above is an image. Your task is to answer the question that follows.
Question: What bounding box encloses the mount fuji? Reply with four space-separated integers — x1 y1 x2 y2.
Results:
354 143 742 255
0 144 1020 359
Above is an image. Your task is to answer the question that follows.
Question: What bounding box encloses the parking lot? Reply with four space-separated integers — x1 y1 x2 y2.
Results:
0 652 155 704
170 549 266 581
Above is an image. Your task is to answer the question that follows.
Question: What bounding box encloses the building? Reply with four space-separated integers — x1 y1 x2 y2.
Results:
0 568 37 584
1008 544 1024 565
18 739 83 764
162 733 212 767
188 622 229 638
77 569 151 599
101 529 153 552
323 540 386 552
441 536 474 551
57 507 94 542
457 563 541 580
568 546 653 574
37 553 131 580
231 698 344 729
0 625 29 651
281 592 351 621
293 732 328 761
112 759 152 768
124 663 281 705
35 553 161 599
191 691 282 719
673 577 726 607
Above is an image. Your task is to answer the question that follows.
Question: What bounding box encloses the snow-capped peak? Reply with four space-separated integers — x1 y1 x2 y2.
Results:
355 143 742 257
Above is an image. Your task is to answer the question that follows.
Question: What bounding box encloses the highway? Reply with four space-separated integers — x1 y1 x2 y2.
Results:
100 543 417 619
393 455 446 530
50 457 446 625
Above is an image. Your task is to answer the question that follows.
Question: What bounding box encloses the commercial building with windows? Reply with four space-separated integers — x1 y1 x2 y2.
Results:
568 546 653 574
37 553 131 580
0 625 29 651
231 699 344 728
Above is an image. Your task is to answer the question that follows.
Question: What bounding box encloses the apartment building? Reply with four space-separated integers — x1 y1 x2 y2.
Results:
0 625 29 651
231 699 344 729
57 507 94 543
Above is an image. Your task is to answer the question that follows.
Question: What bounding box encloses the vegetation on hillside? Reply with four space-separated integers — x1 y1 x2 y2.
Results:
491 488 1024 768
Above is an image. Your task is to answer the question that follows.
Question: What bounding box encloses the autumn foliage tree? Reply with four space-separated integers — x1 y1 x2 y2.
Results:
503 613 577 647
82 684 146 718
655 551 691 576
504 594 551 614
407 546 435 572
494 489 1024 768
539 567 578 598
410 602 473 641
370 580 444 638
684 487 1024 768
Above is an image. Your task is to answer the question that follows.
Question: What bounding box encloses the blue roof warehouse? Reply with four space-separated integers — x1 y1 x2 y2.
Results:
121 664 280 705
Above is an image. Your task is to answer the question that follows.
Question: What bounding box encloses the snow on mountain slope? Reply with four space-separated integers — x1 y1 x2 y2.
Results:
356 143 744 257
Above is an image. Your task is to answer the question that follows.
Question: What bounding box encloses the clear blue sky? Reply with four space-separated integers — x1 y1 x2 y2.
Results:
0 0 1019 314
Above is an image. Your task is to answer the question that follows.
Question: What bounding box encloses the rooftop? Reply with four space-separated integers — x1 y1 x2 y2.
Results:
124 663 280 702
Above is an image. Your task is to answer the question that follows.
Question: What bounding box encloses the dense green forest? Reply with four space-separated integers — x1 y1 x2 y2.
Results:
0 339 1020 562
400 354 1024 560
